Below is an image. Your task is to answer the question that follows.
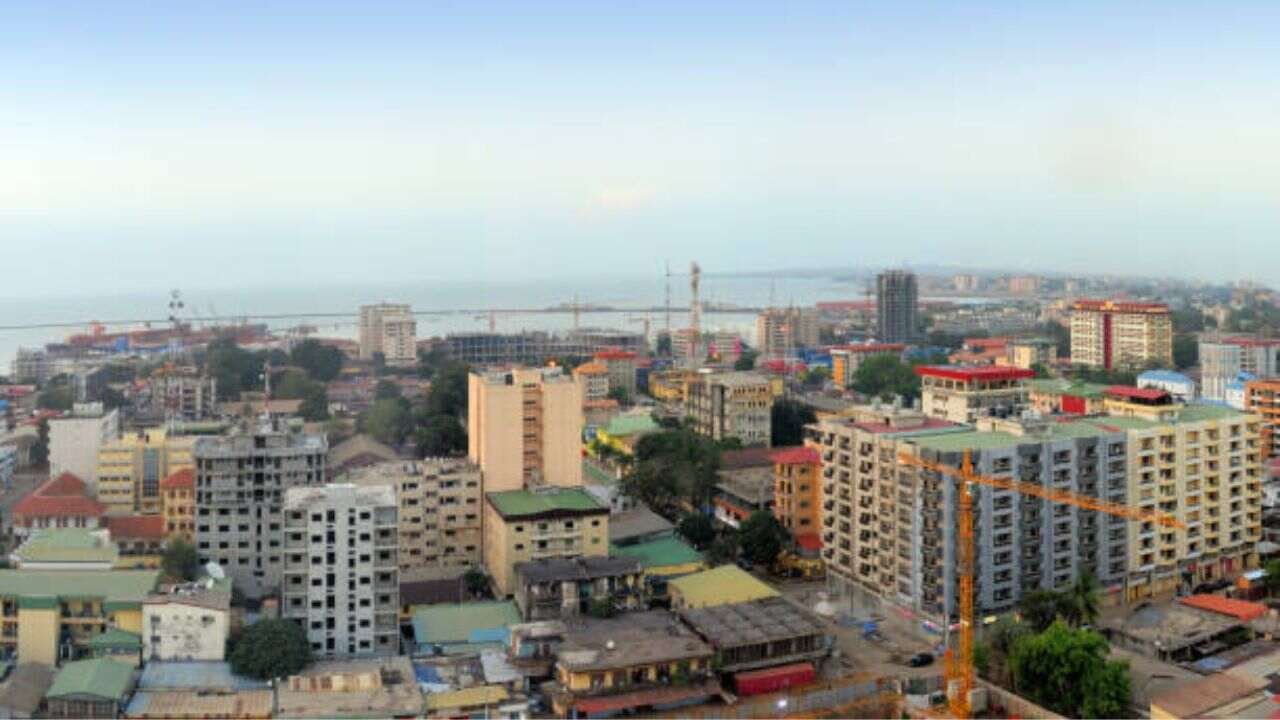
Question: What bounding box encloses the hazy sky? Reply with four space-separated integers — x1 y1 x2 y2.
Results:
4 0 1280 297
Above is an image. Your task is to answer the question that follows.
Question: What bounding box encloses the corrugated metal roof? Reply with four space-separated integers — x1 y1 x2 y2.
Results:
669 565 779 608
47 658 135 701
1181 594 1267 621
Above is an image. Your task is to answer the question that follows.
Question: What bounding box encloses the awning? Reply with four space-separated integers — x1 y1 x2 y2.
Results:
573 681 719 715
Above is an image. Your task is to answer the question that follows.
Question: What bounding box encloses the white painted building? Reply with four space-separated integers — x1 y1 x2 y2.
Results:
142 572 233 662
1136 370 1197 403
48 403 119 494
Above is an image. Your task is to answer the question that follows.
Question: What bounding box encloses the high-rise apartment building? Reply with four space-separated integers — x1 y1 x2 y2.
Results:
1069 300 1173 370
348 458 483 571
686 372 774 447
876 271 919 344
49 403 120 495
593 350 638 400
282 484 399 658
358 303 418 366
572 362 610 403
96 428 194 514
1199 337 1280 402
468 367 583 491
755 308 819 360
1245 379 1280 460
145 370 218 421
1007 275 1040 295
814 398 1262 621
193 419 328 600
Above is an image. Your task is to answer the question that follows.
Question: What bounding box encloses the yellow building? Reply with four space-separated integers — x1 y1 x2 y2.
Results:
572 362 610 403
160 468 194 540
647 369 701 403
1004 338 1058 370
468 368 583 491
772 446 822 538
0 569 158 665
668 565 779 610
1100 395 1264 600
96 428 194 515
482 488 609 597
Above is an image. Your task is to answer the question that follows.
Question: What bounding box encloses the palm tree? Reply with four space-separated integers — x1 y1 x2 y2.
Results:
1063 570 1101 628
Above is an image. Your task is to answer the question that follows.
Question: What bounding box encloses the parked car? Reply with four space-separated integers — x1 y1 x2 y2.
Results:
907 652 934 667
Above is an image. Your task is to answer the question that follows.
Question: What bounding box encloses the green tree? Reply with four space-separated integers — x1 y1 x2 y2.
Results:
414 414 467 457
288 340 344 382
1019 589 1067 633
630 429 723 511
297 384 330 422
1030 362 1051 379
707 532 740 565
734 348 759 371
162 538 201 581
272 369 316 400
853 354 921 401
1061 570 1101 628
620 460 681 513
31 418 50 466
1008 620 1130 718
1173 334 1198 370
359 398 412 446
606 386 630 405
802 366 830 389
230 619 313 680
204 338 266 400
464 568 490 598
656 333 673 357
1265 559 1280 596
425 362 470 418
771 399 817 447
587 597 616 619
372 351 387 376
677 513 716 550
37 377 75 412
374 379 402 401
739 511 786 567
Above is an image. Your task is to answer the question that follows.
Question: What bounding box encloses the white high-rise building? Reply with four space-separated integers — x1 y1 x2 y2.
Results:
49 403 120 494
359 303 418 366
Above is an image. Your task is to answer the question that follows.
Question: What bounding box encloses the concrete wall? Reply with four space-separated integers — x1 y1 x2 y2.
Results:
142 603 228 661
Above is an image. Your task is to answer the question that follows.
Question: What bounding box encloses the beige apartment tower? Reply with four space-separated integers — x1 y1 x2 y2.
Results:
1069 300 1173 370
468 367 584 491
359 303 418 366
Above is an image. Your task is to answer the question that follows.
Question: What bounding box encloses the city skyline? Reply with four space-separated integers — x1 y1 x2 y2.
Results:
5 1 1280 296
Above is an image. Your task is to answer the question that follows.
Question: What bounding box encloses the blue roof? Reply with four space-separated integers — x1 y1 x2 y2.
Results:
1137 369 1194 384
138 661 268 691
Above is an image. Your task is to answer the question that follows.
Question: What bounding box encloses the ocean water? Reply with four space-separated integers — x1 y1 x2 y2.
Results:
0 274 869 371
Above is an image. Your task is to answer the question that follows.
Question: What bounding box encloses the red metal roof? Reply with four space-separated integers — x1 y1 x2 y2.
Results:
770 446 821 465
794 533 823 551
1105 385 1171 402
831 343 906 354
1224 336 1280 347
107 514 168 540
964 337 1009 349
1072 298 1170 314
593 349 638 361
914 365 1035 382
12 473 106 519
160 468 194 490
1180 594 1267 621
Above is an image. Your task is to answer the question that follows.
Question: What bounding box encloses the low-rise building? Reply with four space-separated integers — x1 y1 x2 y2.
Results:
593 413 659 457
411 600 521 656
713 448 776 528
11 472 106 539
327 434 399 479
513 556 645 621
829 344 906 390
677 596 829 673
282 484 400 658
686 372 774 447
9 528 118 570
573 362 610 403
106 515 167 569
1026 378 1109 415
668 565 779 610
483 488 610 597
548 611 718 718
142 575 232 662
917 365 1034 423
276 657 424 719
594 350 639 401
1004 337 1057 370
609 537 706 600
44 658 137 720
160 468 195 540
606 506 674 548
0 569 159 664
87 627 143 666
1137 370 1197 403
0 663 55 719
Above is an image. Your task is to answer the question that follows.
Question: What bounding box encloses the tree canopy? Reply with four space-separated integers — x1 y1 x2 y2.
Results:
230 619 313 680
739 510 787 566
288 340 344 382
625 429 723 512
161 538 201 582
1008 620 1130 718
360 398 413 446
771 398 816 447
734 348 759 371
677 513 716 550
852 354 921 401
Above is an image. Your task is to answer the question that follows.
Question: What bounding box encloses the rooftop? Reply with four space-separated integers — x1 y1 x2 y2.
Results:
277 656 424 719
1027 377 1109 399
610 536 703 569
0 568 159 605
1138 369 1195 384
1106 385 1172 402
556 611 712 672
486 487 606 520
668 565 779 608
12 472 106 519
601 413 659 437
679 596 826 649
107 514 168 540
720 447 777 470
607 506 674 545
515 556 642 585
88 627 142 650
47 657 136 701
0 664 55 716
914 365 1036 382
830 343 906 353
159 467 194 490
1180 594 1268 622
1072 298 1170 314
770 446 820 465
1150 671 1267 718
284 483 396 510
413 601 521 649
125 690 274 720
574 361 608 375
138 661 268 691
423 685 510 712
11 528 119 566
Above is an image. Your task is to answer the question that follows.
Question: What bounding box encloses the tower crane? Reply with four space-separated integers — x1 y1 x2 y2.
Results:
897 450 1185 719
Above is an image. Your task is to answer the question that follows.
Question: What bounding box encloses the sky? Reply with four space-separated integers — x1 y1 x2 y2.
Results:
3 0 1280 298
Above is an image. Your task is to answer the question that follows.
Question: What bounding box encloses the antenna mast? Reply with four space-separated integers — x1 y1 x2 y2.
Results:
689 262 701 366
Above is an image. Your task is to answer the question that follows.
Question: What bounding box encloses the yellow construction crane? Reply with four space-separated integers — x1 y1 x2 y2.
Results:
898 450 1185 719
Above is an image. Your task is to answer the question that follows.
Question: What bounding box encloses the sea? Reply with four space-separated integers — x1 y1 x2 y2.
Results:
0 274 896 371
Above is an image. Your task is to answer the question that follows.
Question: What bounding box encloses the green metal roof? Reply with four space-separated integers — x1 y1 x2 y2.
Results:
610 537 703 568
1026 378 1108 398
412 601 521 647
0 569 159 604
88 627 141 650
12 528 119 565
486 488 606 518
602 414 658 437
582 460 617 486
47 658 135 701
